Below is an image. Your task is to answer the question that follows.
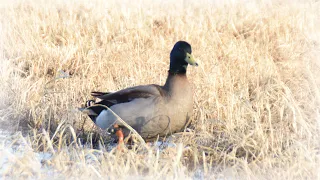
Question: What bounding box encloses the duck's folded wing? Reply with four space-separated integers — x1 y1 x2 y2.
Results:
94 85 164 107
83 85 164 119
84 84 166 130
90 91 111 97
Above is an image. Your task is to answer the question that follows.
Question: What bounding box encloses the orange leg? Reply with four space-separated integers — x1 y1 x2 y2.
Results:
114 124 124 150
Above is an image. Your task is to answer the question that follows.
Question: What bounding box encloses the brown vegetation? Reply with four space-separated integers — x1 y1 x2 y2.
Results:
0 0 319 179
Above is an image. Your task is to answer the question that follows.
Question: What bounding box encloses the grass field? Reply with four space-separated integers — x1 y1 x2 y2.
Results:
1 0 320 179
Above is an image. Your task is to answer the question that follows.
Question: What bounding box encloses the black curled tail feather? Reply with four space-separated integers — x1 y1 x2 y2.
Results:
85 100 95 107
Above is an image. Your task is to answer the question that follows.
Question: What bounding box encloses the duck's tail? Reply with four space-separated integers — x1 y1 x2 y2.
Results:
79 91 112 123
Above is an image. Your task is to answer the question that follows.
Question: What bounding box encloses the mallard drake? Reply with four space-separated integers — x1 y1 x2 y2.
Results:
83 41 198 143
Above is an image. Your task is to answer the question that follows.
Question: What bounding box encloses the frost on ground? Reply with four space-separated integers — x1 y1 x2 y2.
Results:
0 127 183 179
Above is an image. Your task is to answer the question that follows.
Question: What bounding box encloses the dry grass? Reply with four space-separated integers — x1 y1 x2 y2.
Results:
0 0 320 179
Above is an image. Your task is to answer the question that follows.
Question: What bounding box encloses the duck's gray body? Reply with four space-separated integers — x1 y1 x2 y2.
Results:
83 41 197 140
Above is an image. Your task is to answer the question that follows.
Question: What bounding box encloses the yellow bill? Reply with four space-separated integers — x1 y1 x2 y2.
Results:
185 52 198 66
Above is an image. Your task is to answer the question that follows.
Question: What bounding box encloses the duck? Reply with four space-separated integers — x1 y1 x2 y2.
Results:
82 41 198 144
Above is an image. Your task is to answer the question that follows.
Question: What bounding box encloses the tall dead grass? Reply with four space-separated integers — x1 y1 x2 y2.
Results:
0 0 320 179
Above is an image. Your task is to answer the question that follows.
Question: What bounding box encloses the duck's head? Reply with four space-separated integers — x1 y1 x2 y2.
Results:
169 41 198 74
